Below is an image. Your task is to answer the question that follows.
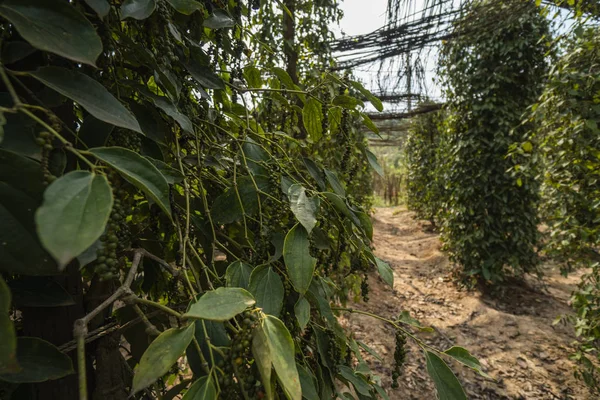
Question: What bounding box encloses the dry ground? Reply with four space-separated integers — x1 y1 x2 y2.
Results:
341 207 592 400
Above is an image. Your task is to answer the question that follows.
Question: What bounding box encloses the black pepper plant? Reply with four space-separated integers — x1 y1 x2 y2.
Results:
0 1 482 399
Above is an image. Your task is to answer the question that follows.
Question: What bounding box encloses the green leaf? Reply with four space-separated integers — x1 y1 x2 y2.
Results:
249 266 284 316
324 169 345 197
262 316 302 400
397 310 433 332
375 257 393 287
182 376 217 400
294 297 310 331
364 148 383 176
132 324 195 395
165 0 203 14
356 340 383 362
35 171 113 269
0 337 73 383
303 98 323 142
361 113 380 135
355 211 373 241
323 192 361 227
145 157 184 185
186 320 230 375
332 95 364 110
425 351 467 400
85 0 110 18
9 278 75 307
203 10 235 29
338 366 371 397
29 67 141 134
121 0 156 20
129 102 169 144
0 276 18 374
350 81 383 112
185 63 225 90
244 65 262 89
303 158 326 190
272 67 295 88
288 184 319 234
297 364 319 400
184 287 256 321
0 0 103 66
252 323 273 400
283 224 316 295
225 261 253 289
89 147 171 217
444 346 491 378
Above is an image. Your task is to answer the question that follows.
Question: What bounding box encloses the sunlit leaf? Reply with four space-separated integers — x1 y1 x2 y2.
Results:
184 287 255 321
425 351 467 400
132 324 195 394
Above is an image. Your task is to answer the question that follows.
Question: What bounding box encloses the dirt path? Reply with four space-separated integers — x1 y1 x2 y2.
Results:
342 207 592 399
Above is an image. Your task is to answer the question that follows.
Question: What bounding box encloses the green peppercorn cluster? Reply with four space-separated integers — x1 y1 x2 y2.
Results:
218 310 265 399
35 131 57 185
95 172 132 281
391 330 407 388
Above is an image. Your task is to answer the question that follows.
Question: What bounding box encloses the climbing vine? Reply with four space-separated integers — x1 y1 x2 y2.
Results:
405 107 445 225
438 0 549 284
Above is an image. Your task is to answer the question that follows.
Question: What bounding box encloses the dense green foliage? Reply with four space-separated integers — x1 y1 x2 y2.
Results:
438 0 549 284
0 1 481 399
527 26 600 393
405 109 445 225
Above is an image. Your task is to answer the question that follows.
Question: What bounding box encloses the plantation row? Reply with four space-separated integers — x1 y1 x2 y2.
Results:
405 0 600 393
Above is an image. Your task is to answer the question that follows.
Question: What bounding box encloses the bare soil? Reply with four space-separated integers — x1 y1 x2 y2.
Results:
341 207 592 400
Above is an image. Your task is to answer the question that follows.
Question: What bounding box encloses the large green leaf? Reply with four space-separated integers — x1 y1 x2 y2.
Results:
375 257 394 288
283 224 316 295
225 261 253 289
425 351 467 400
182 376 217 400
203 10 235 29
0 276 18 374
121 0 156 20
297 364 319 400
444 346 490 378
77 115 114 149
184 287 255 321
244 65 262 89
145 157 184 185
302 158 326 190
252 324 273 400
211 176 270 224
262 316 301 400
131 324 195 395
0 337 73 383
165 0 203 14
332 95 364 110
29 67 141 133
350 81 383 112
89 147 171 217
35 171 113 269
0 0 102 66
288 184 319 234
248 266 284 316
303 98 323 142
